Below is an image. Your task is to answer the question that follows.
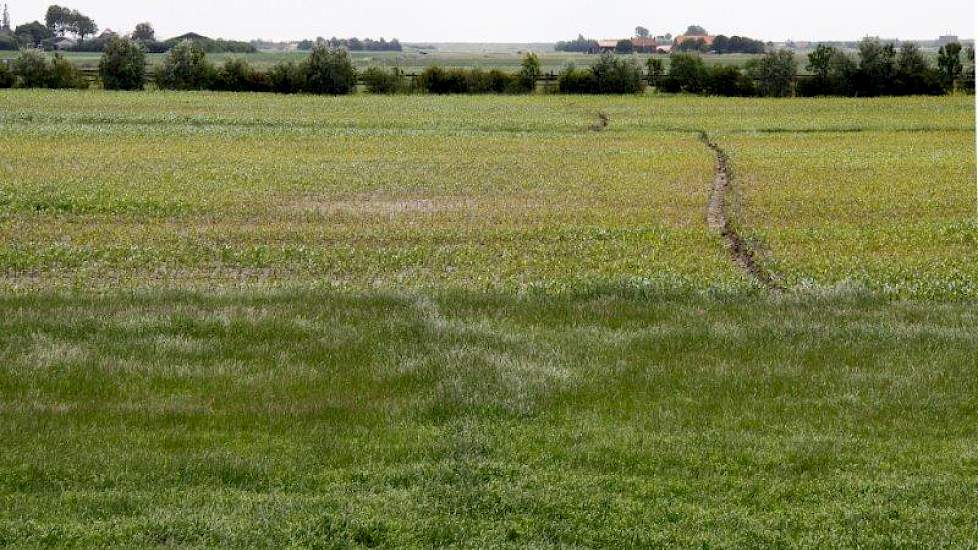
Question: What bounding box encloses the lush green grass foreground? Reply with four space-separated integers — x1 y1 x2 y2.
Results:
2 290 977 547
0 90 976 546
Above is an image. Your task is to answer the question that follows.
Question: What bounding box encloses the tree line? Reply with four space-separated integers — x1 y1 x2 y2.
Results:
556 27 768 55
675 35 767 54
297 37 402 52
0 4 255 53
657 39 974 97
0 36 973 97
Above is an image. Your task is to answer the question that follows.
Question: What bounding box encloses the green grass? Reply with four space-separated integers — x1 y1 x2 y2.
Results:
2 290 978 547
0 91 973 296
0 90 976 546
720 130 977 299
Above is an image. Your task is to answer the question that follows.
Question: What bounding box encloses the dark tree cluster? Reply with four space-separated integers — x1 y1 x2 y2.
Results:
11 21 52 48
658 53 759 96
153 41 356 94
162 33 256 54
298 37 402 52
1 5 254 53
98 36 146 90
555 34 599 53
797 39 957 97
660 50 795 96
656 38 971 98
675 38 710 53
676 35 767 54
0 48 88 88
712 35 767 54
45 4 96 40
414 53 540 94
558 53 646 94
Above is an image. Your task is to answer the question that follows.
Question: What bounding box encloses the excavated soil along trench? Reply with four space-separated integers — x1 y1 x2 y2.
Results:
700 132 784 292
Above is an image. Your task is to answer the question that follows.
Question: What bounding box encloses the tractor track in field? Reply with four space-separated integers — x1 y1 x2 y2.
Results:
700 132 784 292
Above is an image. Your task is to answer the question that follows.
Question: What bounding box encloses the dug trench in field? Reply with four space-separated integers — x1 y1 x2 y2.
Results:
699 132 784 291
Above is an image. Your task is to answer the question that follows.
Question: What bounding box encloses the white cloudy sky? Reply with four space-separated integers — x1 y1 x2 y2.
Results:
6 0 976 42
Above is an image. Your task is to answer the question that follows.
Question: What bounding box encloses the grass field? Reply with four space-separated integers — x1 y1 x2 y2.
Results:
1 90 976 546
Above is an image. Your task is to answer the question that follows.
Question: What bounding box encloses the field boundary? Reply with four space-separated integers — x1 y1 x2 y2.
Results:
700 132 783 291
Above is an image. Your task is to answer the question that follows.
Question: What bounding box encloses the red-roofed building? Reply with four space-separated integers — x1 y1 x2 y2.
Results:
631 36 658 53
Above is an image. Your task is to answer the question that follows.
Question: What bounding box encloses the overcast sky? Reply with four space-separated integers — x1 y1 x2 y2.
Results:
5 0 976 42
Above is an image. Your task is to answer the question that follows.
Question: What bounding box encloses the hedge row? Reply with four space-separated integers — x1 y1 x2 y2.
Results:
658 40 975 98
0 49 88 89
3 38 972 97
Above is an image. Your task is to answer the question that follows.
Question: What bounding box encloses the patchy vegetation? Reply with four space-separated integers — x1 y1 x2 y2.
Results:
0 90 974 546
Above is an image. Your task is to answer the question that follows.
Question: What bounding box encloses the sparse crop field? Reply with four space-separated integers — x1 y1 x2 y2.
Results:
721 129 977 298
1 90 976 547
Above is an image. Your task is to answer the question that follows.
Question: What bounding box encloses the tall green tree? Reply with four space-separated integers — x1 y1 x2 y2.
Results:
2 4 11 32
894 42 942 96
856 38 896 96
517 52 541 93
131 22 155 42
937 42 963 91
748 49 798 97
615 39 634 54
74 15 96 41
99 36 146 90
154 40 214 90
302 43 357 95
646 57 664 86
660 53 708 93
45 5 72 35
14 21 53 48
806 44 837 79
45 5 97 40
896 42 928 75
635 26 650 38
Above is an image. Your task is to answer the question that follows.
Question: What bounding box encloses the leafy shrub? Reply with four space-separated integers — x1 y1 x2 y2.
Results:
557 64 598 93
514 53 541 93
0 62 13 88
467 69 516 93
646 57 664 87
704 65 755 97
48 53 89 89
659 53 708 93
746 50 798 97
12 49 51 87
302 44 357 95
892 43 944 96
213 58 270 92
558 54 645 94
267 61 305 94
162 33 256 54
418 66 468 94
154 40 215 90
747 50 798 97
361 66 407 94
0 31 18 51
99 36 146 90
590 53 645 94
